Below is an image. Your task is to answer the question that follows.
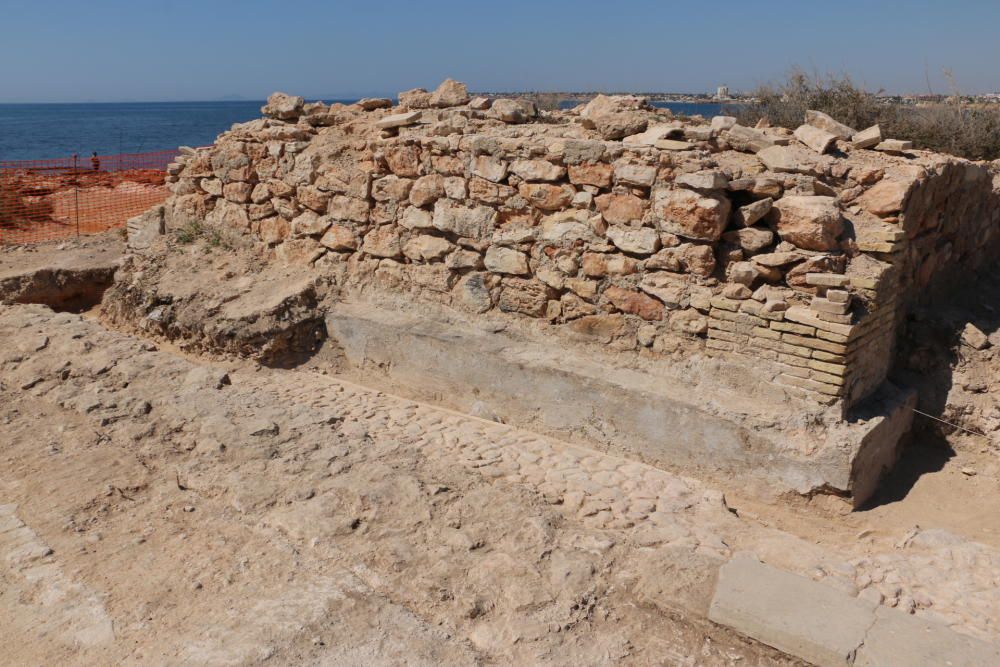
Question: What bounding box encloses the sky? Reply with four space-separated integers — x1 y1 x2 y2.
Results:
1 0 999 103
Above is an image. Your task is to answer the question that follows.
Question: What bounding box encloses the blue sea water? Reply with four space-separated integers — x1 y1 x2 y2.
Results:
0 99 730 162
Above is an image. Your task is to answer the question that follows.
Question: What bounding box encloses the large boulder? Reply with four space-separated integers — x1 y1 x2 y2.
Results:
429 79 470 108
262 92 304 120
770 196 844 251
651 188 731 242
488 98 537 124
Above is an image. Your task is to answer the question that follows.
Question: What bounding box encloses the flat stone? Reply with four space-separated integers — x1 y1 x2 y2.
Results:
709 554 878 667
376 111 422 129
805 110 856 140
852 125 882 149
734 197 773 227
794 124 837 154
675 170 728 191
874 139 912 153
653 139 695 151
855 607 1000 667
757 145 821 175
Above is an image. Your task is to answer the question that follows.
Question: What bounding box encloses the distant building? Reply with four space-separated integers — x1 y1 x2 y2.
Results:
715 85 730 100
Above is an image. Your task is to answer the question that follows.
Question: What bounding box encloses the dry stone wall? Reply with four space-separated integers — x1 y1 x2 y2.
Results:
155 80 1000 409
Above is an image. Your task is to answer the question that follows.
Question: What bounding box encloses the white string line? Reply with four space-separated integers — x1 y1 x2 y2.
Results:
911 407 992 441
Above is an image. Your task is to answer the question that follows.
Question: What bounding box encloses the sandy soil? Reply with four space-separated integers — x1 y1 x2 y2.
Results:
2 235 999 664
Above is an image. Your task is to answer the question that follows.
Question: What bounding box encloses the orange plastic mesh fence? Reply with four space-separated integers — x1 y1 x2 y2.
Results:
0 149 179 245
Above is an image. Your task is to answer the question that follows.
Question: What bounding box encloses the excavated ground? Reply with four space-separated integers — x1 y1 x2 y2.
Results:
2 233 999 664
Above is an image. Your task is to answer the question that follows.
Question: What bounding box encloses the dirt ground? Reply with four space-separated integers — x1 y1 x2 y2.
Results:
2 233 999 665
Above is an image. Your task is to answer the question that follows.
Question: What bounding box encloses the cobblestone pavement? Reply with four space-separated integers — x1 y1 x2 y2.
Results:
0 304 997 664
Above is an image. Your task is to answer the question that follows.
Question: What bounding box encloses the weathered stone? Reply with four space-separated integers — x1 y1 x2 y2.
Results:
371 176 413 203
328 195 370 223
734 197 773 227
709 554 878 667
222 181 252 204
852 125 882 149
404 234 454 261
498 278 552 316
296 185 330 212
484 246 530 275
639 272 687 308
429 79 470 108
961 323 990 350
355 97 392 111
488 98 537 123
361 227 402 258
581 252 638 277
453 272 492 313
757 145 821 175
723 227 774 254
468 177 515 205
519 183 575 211
290 211 331 237
606 225 660 255
446 249 483 270
675 170 728 191
376 111 422 129
510 159 565 182
874 139 912 152
653 139 695 151
262 92 304 120
754 251 802 268
794 124 837 154
568 162 613 188
651 188 731 242
319 224 358 251
385 144 421 177
770 196 844 251
711 115 737 132
857 178 912 216
593 112 648 140
398 206 434 230
593 192 648 225
258 216 290 244
623 124 682 146
855 606 1000 667
604 286 664 321
432 200 497 239
725 125 779 152
409 174 445 207
398 88 433 109
613 163 658 188
805 110 856 140
468 96 491 111
472 155 508 183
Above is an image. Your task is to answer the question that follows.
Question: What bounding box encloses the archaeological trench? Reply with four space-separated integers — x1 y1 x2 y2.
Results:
3 79 1000 665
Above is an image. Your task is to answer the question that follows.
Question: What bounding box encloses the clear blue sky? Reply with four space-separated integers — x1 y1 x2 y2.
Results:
2 0 998 103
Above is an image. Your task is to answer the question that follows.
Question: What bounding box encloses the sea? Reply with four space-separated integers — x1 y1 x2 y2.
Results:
0 100 727 162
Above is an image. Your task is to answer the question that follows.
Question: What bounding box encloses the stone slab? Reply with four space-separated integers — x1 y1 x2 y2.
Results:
324 301 914 504
709 554 878 667
855 607 1000 667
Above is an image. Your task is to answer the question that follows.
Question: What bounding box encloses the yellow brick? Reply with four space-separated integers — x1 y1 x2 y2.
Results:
770 320 816 336
782 333 848 355
753 326 782 341
808 358 847 377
